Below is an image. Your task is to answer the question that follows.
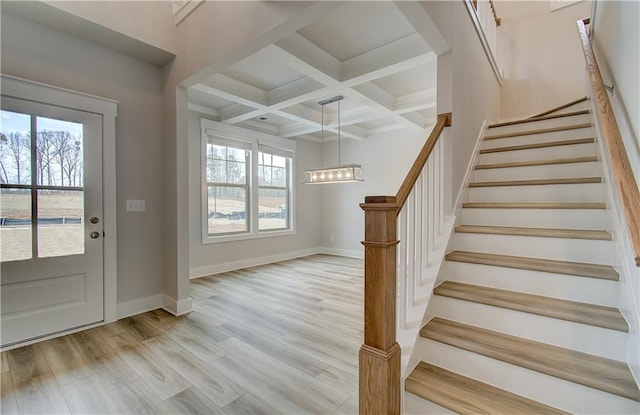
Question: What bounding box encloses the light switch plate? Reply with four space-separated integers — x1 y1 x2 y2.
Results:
126 199 146 212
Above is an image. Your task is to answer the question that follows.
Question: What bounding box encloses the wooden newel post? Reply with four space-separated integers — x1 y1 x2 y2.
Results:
359 195 401 415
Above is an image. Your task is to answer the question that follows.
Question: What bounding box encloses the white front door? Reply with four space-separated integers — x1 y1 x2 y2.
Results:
0 96 104 348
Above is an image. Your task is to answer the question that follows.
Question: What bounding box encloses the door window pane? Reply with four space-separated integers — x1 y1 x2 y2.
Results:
36 117 83 187
0 110 31 185
37 190 84 258
207 186 247 235
258 188 287 231
0 189 32 261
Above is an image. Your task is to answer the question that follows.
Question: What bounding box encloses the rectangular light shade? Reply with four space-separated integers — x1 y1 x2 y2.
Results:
302 164 364 184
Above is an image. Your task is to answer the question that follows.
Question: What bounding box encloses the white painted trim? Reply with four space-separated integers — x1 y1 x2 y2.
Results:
463 1 503 86
0 75 118 324
189 247 322 278
319 247 364 259
117 294 164 319
162 295 193 316
0 321 104 352
452 120 488 217
550 0 585 12
173 0 204 25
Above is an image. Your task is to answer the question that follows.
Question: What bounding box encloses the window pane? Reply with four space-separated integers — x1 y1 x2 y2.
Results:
210 159 226 182
0 188 32 262
259 188 287 231
0 110 31 185
208 186 248 235
272 166 287 187
36 117 83 187
38 189 84 258
226 161 246 185
208 144 226 160
272 155 286 168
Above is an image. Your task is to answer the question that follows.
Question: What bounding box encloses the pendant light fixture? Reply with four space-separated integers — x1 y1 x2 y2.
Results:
302 95 364 184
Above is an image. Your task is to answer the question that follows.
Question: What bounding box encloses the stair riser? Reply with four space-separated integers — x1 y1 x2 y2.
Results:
451 233 613 264
460 208 610 229
405 391 456 415
544 100 592 115
484 127 593 149
414 337 637 414
488 113 592 135
473 161 600 182
467 183 604 203
439 261 619 306
478 143 597 164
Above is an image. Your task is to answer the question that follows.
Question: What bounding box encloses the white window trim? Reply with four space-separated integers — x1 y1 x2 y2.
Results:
200 119 296 244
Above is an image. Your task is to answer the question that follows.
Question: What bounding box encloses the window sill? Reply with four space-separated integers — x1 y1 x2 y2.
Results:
202 228 296 244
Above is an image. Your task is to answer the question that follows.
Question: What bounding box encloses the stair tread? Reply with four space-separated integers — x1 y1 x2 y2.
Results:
462 202 607 209
479 137 595 154
489 110 590 128
530 97 589 119
455 225 612 240
485 123 592 140
421 317 640 402
469 177 602 187
475 156 598 170
434 281 627 331
406 362 569 415
445 250 619 280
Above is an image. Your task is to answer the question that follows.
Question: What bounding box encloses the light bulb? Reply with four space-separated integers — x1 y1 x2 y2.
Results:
320 173 325 179
346 170 352 177
328 172 333 179
337 172 342 178
312 174 317 180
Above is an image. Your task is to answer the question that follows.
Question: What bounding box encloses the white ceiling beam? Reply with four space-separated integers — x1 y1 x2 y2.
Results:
218 104 265 124
187 103 219 118
394 1 450 55
192 83 263 112
237 119 280 135
266 77 324 106
270 36 342 85
401 112 429 129
352 83 395 111
394 88 437 114
366 124 407 135
342 34 436 85
279 123 319 138
201 74 267 107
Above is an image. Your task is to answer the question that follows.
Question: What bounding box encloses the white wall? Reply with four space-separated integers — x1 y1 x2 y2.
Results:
496 0 592 119
187 111 322 275
1 12 166 305
319 130 429 255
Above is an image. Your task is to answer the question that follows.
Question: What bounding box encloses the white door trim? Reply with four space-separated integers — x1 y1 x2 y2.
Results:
1 74 118 323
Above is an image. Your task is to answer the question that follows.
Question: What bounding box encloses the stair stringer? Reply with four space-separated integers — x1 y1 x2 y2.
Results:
588 96 640 387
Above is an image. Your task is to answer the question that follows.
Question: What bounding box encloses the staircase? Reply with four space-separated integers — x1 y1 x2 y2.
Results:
404 99 640 414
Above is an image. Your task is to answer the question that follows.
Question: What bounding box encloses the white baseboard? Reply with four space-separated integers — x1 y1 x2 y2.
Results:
162 295 193 316
318 247 364 259
117 294 164 319
189 247 323 279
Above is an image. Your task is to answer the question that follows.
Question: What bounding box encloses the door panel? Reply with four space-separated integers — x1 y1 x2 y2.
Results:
0 96 103 347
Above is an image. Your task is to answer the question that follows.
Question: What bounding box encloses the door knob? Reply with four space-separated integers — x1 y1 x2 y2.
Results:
90 231 100 239
90 216 100 224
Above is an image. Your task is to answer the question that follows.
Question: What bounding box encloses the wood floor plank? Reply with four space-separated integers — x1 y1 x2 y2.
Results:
107 379 167 415
445 250 619 280
162 386 228 415
1 371 19 415
117 314 162 342
60 374 124 414
39 335 93 386
455 225 612 240
335 397 359 415
462 202 607 209
421 318 640 402
434 281 628 332
485 123 592 140
475 156 599 170
5 344 52 384
143 335 244 408
218 336 350 413
489 109 590 128
223 393 277 415
11 375 70 414
406 362 569 414
469 177 602 187
103 331 191 400
479 137 595 154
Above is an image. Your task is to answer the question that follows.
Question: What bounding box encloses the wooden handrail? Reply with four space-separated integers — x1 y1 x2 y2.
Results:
577 18 640 266
396 113 453 208
359 113 452 414
489 0 501 26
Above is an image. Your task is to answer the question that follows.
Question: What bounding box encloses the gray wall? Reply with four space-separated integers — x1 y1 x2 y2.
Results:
1 12 166 304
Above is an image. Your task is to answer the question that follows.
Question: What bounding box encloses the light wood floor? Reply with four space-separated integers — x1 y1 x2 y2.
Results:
0 254 363 414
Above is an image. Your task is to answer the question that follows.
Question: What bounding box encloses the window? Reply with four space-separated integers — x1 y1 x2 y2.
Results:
201 120 295 243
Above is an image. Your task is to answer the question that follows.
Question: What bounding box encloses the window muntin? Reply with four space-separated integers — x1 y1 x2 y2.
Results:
258 151 290 231
205 140 250 236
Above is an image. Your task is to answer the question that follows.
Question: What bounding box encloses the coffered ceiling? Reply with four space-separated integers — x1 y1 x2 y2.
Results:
188 2 437 141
